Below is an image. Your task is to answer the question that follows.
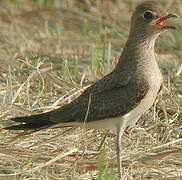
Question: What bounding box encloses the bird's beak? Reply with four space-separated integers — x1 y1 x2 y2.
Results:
154 13 178 29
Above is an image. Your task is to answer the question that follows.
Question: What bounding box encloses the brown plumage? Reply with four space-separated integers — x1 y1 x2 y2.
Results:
4 2 177 179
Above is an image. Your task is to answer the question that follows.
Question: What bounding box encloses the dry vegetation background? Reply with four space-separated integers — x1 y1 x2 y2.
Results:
0 0 182 179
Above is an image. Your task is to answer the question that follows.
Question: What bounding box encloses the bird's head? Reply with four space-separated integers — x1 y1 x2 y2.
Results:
130 3 177 37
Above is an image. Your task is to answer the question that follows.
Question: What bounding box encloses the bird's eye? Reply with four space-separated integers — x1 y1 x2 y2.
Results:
143 11 153 21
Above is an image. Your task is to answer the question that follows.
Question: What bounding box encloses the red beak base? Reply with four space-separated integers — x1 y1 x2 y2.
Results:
154 13 178 29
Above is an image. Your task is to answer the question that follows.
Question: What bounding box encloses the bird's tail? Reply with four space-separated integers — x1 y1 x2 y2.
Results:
4 112 56 131
4 103 75 131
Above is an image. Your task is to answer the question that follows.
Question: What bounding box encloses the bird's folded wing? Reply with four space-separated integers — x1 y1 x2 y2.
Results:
50 72 149 123
5 70 149 130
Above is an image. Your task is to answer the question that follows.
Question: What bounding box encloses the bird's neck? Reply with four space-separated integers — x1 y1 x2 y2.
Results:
116 31 159 70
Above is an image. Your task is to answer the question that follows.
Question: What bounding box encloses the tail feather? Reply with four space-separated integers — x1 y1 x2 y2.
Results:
4 123 49 130
4 103 74 131
4 112 56 131
10 113 49 123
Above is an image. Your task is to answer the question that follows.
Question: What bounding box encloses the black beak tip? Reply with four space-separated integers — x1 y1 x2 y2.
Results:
168 13 178 18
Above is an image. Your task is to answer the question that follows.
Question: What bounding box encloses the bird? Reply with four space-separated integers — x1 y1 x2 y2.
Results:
4 2 177 179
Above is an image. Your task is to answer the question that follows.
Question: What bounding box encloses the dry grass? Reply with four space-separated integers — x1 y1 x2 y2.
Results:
0 0 182 179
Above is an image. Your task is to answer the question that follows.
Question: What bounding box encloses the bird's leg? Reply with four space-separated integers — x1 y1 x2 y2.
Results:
116 125 122 179
116 120 128 180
